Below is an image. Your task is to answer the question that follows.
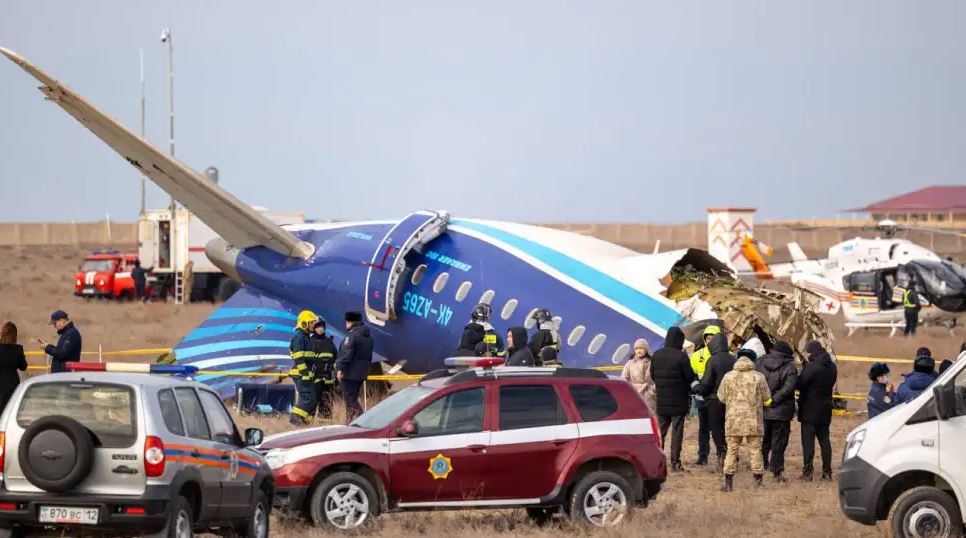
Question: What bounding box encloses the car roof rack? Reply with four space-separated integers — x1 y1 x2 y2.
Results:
419 368 452 383
445 366 607 385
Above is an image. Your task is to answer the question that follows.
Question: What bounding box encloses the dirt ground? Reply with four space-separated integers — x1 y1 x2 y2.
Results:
0 244 962 537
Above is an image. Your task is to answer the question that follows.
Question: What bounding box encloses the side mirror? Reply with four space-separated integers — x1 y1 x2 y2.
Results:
934 386 956 421
245 428 264 447
396 420 418 438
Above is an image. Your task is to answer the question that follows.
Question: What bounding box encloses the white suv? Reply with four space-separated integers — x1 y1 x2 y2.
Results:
0 372 273 537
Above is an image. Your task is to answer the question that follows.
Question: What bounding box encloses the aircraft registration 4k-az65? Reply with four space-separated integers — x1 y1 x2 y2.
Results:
2 48 832 397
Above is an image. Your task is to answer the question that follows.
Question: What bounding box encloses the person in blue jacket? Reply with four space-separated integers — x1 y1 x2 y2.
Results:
896 355 938 404
867 362 896 418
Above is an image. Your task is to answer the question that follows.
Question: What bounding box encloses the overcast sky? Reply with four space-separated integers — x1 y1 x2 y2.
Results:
1 1 964 224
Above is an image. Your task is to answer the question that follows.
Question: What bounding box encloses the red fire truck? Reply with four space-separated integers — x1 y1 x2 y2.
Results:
73 250 144 299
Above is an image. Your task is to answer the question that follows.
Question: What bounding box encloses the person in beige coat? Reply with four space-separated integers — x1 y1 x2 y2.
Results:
717 349 772 492
622 339 657 412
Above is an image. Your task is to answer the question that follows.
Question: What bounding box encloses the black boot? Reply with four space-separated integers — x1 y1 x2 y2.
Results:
720 474 734 492
799 464 814 482
820 470 834 481
754 474 764 488
773 471 788 483
691 457 708 466
715 454 725 473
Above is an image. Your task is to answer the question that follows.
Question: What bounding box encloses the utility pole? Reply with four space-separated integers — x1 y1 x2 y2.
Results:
139 49 146 215
161 28 182 303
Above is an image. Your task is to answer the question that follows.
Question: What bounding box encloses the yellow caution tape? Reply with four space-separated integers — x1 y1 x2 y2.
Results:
833 394 868 401
837 355 913 364
25 348 170 357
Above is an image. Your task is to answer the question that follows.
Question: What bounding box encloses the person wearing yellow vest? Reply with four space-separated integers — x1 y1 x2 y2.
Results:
289 310 320 426
903 287 921 336
689 324 721 466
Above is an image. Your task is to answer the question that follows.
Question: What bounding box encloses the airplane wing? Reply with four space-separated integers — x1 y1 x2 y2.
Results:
1 48 313 259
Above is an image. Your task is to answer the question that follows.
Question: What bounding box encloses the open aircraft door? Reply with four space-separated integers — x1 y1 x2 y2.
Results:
364 210 450 326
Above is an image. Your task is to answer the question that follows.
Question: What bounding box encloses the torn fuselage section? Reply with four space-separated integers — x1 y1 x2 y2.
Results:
669 272 834 359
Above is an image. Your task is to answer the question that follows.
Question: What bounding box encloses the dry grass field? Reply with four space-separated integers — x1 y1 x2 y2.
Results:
0 244 962 537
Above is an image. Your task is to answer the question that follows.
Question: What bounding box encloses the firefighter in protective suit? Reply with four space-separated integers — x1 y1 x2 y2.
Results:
310 317 338 419
455 303 505 357
528 308 561 367
289 310 319 425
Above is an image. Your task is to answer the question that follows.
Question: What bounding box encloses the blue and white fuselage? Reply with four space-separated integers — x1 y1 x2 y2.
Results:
177 217 701 396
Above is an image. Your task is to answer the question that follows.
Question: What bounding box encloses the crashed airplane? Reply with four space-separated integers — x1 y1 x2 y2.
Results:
1 48 832 397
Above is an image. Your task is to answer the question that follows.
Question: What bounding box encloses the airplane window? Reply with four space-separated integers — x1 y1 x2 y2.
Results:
411 265 427 285
588 334 607 355
455 281 472 302
479 289 495 305
568 326 586 347
501 299 519 320
611 343 631 364
433 272 450 294
523 308 539 329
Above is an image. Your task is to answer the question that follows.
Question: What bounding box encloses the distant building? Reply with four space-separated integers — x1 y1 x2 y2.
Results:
848 185 966 225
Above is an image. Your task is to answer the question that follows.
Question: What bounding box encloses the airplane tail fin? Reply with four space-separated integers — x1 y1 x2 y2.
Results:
173 287 308 398
788 242 808 263
1 48 312 259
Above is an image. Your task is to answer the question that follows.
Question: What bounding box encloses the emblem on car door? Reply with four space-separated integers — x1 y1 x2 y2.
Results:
428 454 453 480
227 450 240 479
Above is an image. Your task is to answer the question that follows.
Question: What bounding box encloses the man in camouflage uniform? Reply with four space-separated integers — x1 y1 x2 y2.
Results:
716 348 772 492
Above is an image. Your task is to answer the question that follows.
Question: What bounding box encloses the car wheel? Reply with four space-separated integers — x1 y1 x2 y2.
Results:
17 415 94 492
889 486 963 538
309 471 379 531
525 507 558 526
234 489 271 538
567 471 634 528
147 495 194 538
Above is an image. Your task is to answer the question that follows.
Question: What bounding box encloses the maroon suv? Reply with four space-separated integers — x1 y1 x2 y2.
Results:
260 363 666 531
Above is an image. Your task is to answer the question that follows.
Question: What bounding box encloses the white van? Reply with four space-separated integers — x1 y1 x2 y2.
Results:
838 353 966 537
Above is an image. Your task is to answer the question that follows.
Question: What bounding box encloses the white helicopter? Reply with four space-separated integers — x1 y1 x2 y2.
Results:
764 220 966 335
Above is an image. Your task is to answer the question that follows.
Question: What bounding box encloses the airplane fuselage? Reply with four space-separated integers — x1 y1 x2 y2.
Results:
177 219 686 395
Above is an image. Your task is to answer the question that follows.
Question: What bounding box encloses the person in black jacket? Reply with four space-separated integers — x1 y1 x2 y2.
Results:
131 259 150 302
797 340 838 481
527 308 561 367
505 327 536 367
38 310 81 373
455 304 505 357
336 312 373 422
696 333 736 471
755 340 798 482
650 327 697 472
0 322 27 412
310 318 338 419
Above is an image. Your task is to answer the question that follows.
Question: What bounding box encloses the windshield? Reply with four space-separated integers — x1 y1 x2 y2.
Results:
80 259 114 272
18 382 137 448
350 385 435 430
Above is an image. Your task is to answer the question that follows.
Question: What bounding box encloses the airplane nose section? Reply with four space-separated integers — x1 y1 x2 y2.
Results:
205 238 242 283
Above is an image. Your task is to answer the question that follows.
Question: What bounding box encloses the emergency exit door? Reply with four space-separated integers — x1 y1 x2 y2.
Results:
364 211 449 325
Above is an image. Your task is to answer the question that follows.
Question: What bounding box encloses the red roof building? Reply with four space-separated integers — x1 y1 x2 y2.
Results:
848 185 966 225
